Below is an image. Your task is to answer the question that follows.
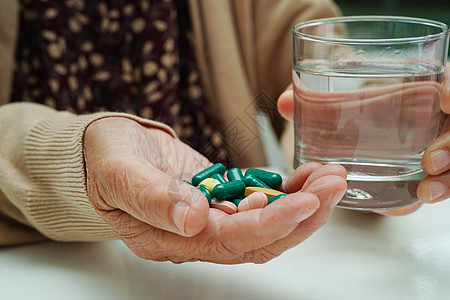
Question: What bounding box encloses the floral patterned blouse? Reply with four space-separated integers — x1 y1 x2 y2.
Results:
11 0 228 164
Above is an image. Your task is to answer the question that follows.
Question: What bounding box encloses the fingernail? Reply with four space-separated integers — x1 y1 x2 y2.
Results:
429 181 446 201
296 208 317 223
172 202 190 234
330 189 346 209
430 150 450 173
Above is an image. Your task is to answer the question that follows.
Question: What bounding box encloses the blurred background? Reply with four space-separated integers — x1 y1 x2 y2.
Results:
334 0 450 25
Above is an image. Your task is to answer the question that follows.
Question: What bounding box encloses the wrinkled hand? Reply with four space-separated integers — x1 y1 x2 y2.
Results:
83 117 347 264
277 64 450 216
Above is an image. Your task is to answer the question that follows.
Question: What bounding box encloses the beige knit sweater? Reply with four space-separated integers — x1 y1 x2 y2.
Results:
0 0 340 245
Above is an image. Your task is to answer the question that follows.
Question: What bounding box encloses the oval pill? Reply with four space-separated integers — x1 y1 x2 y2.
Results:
192 163 226 186
198 178 221 193
227 168 244 181
244 186 286 199
212 180 246 200
245 169 282 189
210 199 238 214
243 175 270 189
238 192 268 212
267 193 287 204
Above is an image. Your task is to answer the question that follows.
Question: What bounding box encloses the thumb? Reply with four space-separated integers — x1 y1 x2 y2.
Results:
277 84 294 121
87 157 210 237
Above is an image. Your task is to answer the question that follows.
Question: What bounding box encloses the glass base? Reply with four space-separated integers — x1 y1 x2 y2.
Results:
337 172 426 210
295 157 427 210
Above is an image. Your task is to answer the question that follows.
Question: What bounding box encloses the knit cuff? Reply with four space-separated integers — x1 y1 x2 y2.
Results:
25 112 176 241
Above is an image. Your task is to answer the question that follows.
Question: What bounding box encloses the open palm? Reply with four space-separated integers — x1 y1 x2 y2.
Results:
84 117 347 264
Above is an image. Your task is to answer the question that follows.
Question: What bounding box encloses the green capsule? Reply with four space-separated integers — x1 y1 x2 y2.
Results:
210 173 227 184
183 180 193 185
197 184 212 203
227 167 244 181
267 194 286 204
243 175 271 189
245 169 282 189
192 163 226 186
212 180 246 200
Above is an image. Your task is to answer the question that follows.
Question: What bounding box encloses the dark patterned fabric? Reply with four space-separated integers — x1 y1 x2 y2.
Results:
11 0 228 164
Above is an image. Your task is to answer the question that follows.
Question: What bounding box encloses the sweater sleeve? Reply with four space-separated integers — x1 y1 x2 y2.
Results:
253 0 341 137
0 102 177 245
252 0 341 168
255 0 341 102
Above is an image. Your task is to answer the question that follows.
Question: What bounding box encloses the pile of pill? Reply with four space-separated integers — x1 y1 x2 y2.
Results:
186 163 286 214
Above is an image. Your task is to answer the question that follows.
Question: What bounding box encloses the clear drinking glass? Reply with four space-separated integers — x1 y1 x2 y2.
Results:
292 16 449 210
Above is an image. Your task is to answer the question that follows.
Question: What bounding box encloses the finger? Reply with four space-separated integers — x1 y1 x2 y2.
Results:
302 175 348 209
440 64 450 114
421 116 450 175
254 174 347 257
218 192 320 259
277 84 294 121
372 202 423 216
300 164 348 192
88 157 210 237
282 162 323 193
417 171 450 203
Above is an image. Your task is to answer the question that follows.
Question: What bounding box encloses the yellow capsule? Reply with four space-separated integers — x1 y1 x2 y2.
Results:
198 178 221 193
244 186 286 199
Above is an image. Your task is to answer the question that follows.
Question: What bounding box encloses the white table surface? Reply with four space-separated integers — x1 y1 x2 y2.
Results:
1 200 450 300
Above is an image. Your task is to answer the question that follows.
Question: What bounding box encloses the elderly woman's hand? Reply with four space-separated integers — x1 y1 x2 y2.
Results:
83 117 347 264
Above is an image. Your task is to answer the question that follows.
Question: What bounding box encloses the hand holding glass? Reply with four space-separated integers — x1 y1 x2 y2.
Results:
292 16 449 210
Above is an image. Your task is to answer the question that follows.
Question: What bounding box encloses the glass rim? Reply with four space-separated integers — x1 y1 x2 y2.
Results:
292 15 450 45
